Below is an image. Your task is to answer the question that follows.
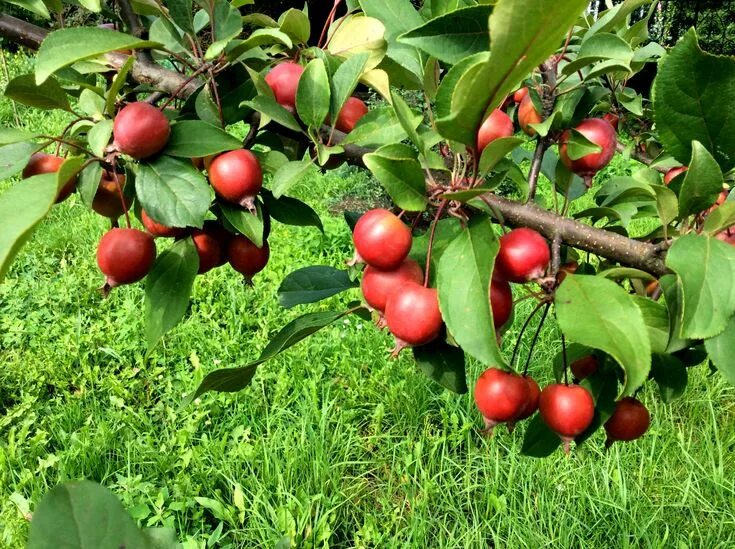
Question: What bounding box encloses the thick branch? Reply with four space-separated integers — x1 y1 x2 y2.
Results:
0 13 670 278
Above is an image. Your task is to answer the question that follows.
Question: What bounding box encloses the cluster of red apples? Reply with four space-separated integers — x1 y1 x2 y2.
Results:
478 86 619 185
22 102 270 290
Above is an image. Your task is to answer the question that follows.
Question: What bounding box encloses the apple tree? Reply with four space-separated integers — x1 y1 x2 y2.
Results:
1 0 734 460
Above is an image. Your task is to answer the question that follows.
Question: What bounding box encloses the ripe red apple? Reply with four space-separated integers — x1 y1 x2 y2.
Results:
352 209 412 271
227 235 270 278
603 112 619 131
141 210 184 238
518 94 542 136
559 118 617 178
663 166 687 186
361 259 423 312
474 367 530 434
385 282 443 352
191 228 224 274
514 375 541 421
513 87 529 104
92 172 129 219
539 383 595 453
495 228 550 283
604 397 650 446
113 102 170 159
477 109 514 153
265 62 304 112
23 152 77 203
208 150 263 208
570 355 599 381
335 96 368 133
96 228 156 287
490 277 513 329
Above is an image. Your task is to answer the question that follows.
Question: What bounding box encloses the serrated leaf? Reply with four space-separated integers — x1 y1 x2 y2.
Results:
363 144 427 211
678 142 724 218
4 74 71 111
278 8 310 44
27 481 149 549
271 160 316 199
413 339 467 394
397 5 493 65
705 315 735 385
296 59 330 128
88 119 113 158
278 266 359 308
0 174 57 282
165 121 242 157
35 28 160 84
327 14 387 72
186 309 363 401
220 202 264 247
261 190 322 232
135 157 211 229
521 415 561 457
665 234 735 340
437 215 505 367
145 238 199 350
555 275 651 397
632 296 670 355
653 30 735 172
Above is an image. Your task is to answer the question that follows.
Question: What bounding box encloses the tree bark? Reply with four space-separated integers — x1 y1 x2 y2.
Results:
0 12 671 277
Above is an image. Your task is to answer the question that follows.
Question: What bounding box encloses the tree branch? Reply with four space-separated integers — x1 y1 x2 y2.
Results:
0 13 670 278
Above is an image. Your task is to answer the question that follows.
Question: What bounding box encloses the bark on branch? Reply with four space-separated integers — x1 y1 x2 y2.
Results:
0 13 670 278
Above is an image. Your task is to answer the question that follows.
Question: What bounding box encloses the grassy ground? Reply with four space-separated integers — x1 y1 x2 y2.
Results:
1 53 735 548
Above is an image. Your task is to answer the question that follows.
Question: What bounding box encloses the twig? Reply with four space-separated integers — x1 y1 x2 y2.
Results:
522 302 551 375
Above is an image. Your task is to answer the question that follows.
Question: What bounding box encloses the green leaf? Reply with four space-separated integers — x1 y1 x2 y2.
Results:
521 414 561 457
5 0 50 19
0 142 41 181
169 0 194 35
278 266 359 308
329 53 369 121
0 127 40 145
261 190 323 232
389 89 425 153
653 30 735 172
326 14 387 72
562 33 634 76
27 481 149 549
555 275 651 397
4 74 71 111
187 309 362 400
88 119 113 158
413 339 467 394
219 202 264 247
478 136 524 174
296 59 330 128
437 215 505 367
145 238 199 351
278 8 310 44
271 160 316 199
435 0 589 146
397 5 493 65
209 0 243 42
703 201 735 236
77 161 103 209
650 353 688 403
705 315 735 385
244 95 302 132
363 144 427 211
165 121 242 158
632 296 670 355
660 274 692 354
135 157 211 229
341 106 409 148
0 174 57 282
77 88 106 119
105 55 135 117
678 142 724 218
665 234 735 340
35 28 159 84
227 29 293 61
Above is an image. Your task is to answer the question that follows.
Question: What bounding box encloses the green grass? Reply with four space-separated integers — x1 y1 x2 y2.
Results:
1 53 735 548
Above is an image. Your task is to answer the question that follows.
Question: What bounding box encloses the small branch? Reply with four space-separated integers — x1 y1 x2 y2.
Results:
527 138 549 202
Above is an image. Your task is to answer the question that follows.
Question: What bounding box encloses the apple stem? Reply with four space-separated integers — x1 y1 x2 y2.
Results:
522 302 551 376
561 333 570 386
110 156 131 229
510 300 547 371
